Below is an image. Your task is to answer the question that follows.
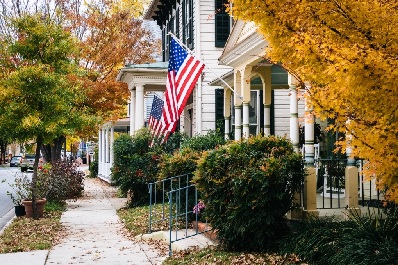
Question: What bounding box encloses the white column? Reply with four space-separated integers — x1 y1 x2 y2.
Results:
98 129 102 174
254 66 272 136
242 66 252 139
242 102 250 138
130 90 136 136
235 106 242 140
224 89 231 140
289 74 299 153
101 129 106 165
264 106 271 135
110 126 114 164
105 127 109 163
234 70 243 141
304 94 315 166
135 84 145 131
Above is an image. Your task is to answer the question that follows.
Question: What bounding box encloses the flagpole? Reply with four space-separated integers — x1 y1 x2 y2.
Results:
168 32 243 100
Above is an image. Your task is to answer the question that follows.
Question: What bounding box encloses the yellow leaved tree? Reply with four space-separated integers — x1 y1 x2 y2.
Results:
231 0 398 202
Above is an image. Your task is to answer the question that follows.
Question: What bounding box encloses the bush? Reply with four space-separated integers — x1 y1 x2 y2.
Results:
281 209 398 265
88 146 98 178
43 160 85 203
194 135 305 252
180 130 226 152
111 129 161 206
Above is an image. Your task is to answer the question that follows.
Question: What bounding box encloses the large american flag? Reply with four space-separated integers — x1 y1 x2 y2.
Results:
157 37 205 142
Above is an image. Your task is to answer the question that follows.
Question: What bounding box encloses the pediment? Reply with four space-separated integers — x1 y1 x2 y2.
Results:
223 20 258 55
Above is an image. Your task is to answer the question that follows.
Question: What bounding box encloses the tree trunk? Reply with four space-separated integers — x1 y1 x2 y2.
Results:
41 135 65 163
32 135 44 219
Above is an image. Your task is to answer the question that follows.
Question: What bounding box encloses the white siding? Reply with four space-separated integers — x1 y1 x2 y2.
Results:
273 89 305 137
193 0 232 134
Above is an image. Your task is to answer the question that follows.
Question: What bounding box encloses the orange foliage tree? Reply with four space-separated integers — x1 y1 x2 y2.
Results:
231 1 398 202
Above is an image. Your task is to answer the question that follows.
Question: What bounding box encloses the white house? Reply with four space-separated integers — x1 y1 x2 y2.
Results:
96 1 376 217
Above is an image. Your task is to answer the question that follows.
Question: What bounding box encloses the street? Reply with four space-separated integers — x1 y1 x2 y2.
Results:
0 166 31 231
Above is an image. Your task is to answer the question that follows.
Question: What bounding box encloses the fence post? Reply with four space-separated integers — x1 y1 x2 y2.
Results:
303 167 319 218
169 191 173 256
148 183 153 233
344 165 360 219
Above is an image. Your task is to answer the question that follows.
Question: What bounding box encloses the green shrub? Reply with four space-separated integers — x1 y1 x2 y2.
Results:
111 129 161 206
194 135 305 252
88 146 98 178
282 209 398 265
180 130 226 151
157 148 200 180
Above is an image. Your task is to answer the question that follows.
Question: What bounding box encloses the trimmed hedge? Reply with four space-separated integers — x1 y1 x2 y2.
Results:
194 135 305 251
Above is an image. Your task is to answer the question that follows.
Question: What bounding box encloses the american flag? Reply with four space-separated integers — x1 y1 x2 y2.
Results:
160 37 205 141
148 95 163 130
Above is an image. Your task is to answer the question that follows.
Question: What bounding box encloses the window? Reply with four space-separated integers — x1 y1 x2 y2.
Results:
215 0 230 47
182 0 194 49
230 90 261 137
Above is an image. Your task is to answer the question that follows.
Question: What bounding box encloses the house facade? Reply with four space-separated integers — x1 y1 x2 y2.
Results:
97 0 233 181
96 1 378 217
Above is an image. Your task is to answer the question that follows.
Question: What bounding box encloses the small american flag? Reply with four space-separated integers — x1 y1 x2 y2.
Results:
148 95 163 131
161 37 205 141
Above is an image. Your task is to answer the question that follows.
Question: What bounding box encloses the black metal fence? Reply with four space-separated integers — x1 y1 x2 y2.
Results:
148 173 211 256
314 158 382 209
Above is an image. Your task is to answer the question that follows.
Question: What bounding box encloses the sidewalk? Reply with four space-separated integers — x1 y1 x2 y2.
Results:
0 171 168 265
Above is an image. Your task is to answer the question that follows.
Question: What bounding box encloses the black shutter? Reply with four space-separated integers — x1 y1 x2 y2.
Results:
215 0 230 47
215 89 224 134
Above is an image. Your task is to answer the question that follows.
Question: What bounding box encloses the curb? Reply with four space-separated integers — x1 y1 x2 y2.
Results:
0 207 16 235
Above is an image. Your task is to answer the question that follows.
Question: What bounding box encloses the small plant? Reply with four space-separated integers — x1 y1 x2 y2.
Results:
2 171 49 204
2 173 30 205
193 201 206 222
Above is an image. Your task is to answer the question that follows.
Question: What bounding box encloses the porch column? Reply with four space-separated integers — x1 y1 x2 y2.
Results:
105 127 109 163
129 90 136 136
98 129 102 174
110 126 114 165
304 89 315 165
303 89 318 218
224 88 231 140
344 121 360 219
254 66 272 136
234 70 243 140
101 128 105 170
242 66 252 138
135 84 145 131
289 74 299 152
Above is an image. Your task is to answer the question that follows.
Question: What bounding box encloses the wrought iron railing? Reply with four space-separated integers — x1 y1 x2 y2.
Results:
148 173 211 256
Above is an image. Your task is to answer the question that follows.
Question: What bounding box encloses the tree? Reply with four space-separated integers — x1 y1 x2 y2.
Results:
0 0 160 160
230 1 398 202
0 13 93 218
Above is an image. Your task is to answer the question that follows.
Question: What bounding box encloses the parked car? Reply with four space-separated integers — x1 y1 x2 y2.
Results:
10 155 22 167
20 154 43 172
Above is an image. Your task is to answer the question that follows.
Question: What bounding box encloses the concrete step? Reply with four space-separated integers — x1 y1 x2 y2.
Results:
137 229 215 252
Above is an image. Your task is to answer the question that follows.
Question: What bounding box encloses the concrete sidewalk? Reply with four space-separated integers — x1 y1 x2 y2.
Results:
0 175 167 265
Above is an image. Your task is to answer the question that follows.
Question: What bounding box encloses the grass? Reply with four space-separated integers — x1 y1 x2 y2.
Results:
118 204 307 265
0 201 67 253
162 247 305 265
